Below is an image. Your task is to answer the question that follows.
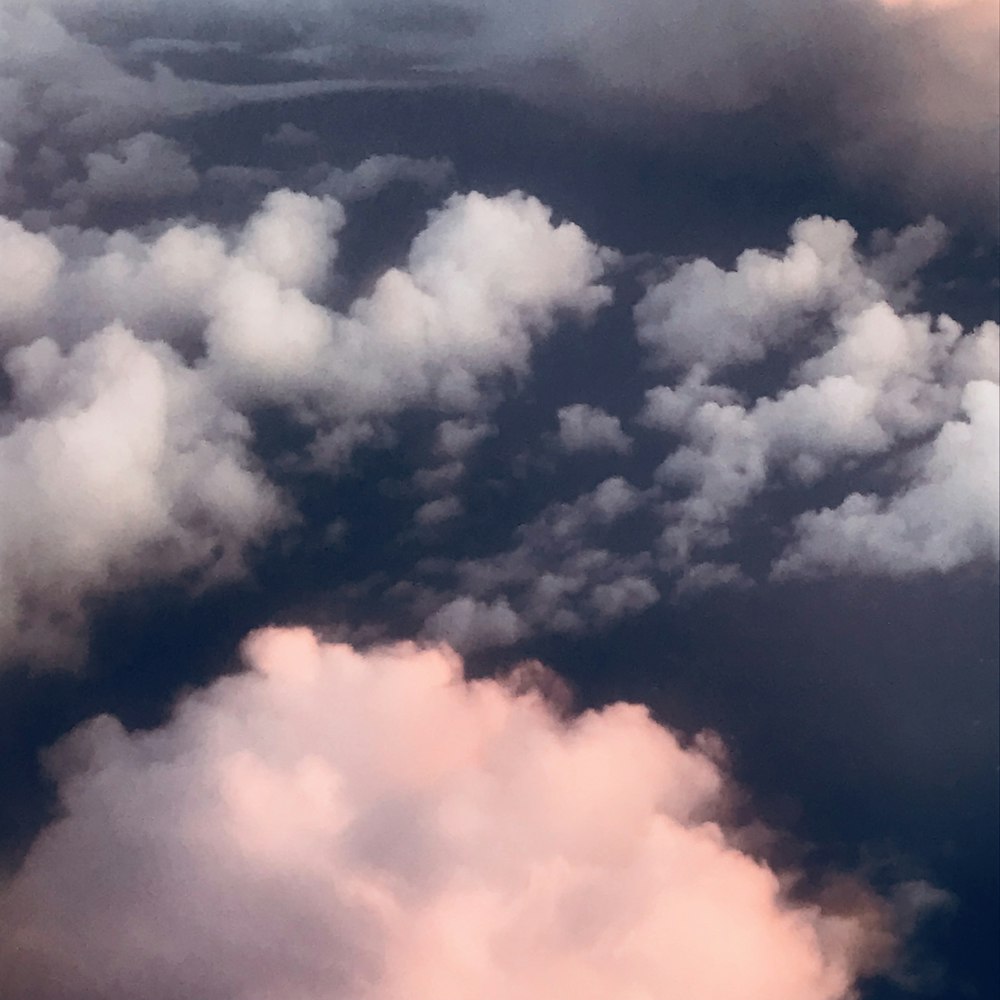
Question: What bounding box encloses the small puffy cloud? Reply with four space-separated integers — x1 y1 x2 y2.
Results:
674 561 751 598
263 121 319 146
413 460 465 495
235 187 345 293
414 494 463 527
634 215 920 374
53 132 198 208
557 402 632 454
414 477 655 642
421 595 526 650
773 380 1000 578
640 217 997 580
640 366 740 432
204 190 615 418
312 154 454 202
0 627 893 1000
590 574 659 620
945 320 1000 386
434 416 496 459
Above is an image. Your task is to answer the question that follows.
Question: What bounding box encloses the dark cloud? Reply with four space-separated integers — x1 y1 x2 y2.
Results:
0 628 899 1000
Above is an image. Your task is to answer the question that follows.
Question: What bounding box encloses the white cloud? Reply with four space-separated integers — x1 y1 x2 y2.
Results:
634 216 948 374
203 190 615 419
0 183 617 666
557 402 632 454
235 188 345 294
0 627 893 1000
0 216 62 330
0 324 286 666
773 380 1000 578
589 574 659 620
639 217 998 581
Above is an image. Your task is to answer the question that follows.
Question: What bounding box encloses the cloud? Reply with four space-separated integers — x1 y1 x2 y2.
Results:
434 417 496 459
0 626 894 1000
556 402 632 454
0 216 62 328
0 183 618 666
0 324 286 666
413 477 658 644
53 131 198 210
263 122 319 147
414 494 463 528
310 154 454 203
7 2 994 223
637 218 998 584
0 5 423 219
635 215 948 374
203 189 615 420
773 379 1000 578
589 574 659 621
422 595 526 650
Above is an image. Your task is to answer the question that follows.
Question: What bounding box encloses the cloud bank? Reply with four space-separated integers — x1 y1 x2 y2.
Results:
0 185 614 668
636 216 999 589
6 0 993 220
0 627 894 1000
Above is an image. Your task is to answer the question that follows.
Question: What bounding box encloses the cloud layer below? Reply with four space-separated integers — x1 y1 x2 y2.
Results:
0 628 893 1000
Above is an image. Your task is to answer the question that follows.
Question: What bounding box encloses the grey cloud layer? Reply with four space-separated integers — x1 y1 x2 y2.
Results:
6 0 995 221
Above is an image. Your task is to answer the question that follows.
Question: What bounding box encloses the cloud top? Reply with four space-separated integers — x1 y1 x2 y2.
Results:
0 627 892 1000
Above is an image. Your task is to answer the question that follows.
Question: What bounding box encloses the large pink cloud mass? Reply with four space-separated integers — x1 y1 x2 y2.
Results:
0 628 893 1000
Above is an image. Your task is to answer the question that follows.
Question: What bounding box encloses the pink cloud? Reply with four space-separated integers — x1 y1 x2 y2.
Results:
0 628 894 999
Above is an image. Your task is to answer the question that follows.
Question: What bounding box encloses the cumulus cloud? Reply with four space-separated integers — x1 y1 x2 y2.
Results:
201 189 614 421
0 216 62 329
0 324 286 666
0 182 617 666
414 494 463 528
774 380 1000 578
433 417 496 459
422 595 526 650
635 215 947 374
556 402 632 454
413 477 658 644
0 627 894 1000
637 218 999 584
53 131 198 210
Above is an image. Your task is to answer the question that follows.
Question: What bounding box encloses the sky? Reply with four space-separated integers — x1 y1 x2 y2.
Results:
0 1 997 998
